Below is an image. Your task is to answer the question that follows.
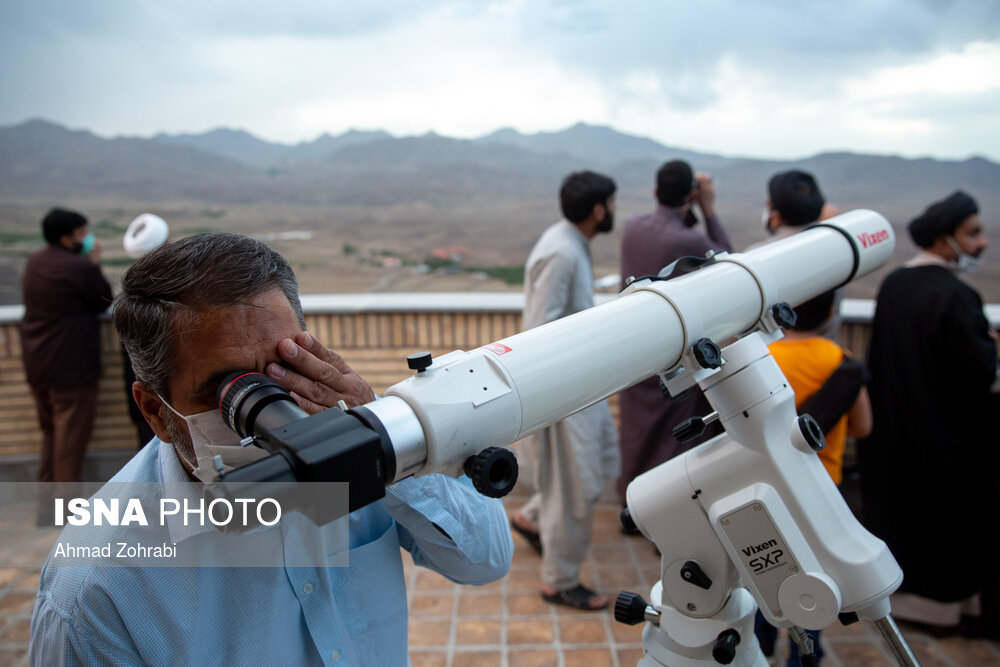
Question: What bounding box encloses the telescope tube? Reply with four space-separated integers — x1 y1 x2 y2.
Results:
363 210 895 480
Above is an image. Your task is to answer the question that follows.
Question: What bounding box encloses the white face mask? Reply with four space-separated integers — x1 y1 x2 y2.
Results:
946 236 983 273
160 397 269 482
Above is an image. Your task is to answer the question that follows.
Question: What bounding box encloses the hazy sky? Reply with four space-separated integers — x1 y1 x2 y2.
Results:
2 0 998 161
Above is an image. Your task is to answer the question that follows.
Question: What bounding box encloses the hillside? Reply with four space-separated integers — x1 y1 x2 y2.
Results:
1 119 997 305
153 127 393 168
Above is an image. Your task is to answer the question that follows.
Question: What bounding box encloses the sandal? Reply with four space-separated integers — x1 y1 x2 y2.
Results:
541 584 608 611
510 518 543 555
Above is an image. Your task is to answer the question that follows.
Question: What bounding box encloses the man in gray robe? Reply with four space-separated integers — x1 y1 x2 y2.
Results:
511 170 621 611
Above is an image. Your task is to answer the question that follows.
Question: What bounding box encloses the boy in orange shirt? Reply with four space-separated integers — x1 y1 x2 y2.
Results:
769 290 873 485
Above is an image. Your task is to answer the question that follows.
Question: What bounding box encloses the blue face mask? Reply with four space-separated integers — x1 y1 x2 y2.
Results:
79 232 95 255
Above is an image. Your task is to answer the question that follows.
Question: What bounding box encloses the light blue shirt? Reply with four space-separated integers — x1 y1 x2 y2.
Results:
30 439 513 666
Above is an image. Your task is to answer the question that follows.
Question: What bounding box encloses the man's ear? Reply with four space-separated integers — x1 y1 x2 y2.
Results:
927 235 955 260
593 201 608 223
769 209 786 232
133 381 171 442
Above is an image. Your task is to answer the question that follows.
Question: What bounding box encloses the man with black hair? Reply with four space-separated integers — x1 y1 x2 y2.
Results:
510 170 620 611
860 190 999 632
752 169 844 342
760 170 835 237
615 160 732 507
21 208 112 483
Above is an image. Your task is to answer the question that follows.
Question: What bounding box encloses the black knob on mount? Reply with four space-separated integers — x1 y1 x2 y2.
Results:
620 507 638 535
673 417 707 444
463 447 519 498
692 338 722 369
772 302 798 329
680 560 713 590
658 376 672 399
407 352 433 373
797 414 826 452
614 591 649 626
838 611 860 626
712 629 741 665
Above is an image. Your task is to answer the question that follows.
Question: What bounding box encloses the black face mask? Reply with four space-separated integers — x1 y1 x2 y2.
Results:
683 210 699 228
597 210 614 234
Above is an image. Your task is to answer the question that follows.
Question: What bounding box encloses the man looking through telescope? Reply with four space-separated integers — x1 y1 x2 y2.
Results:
30 233 513 665
616 160 732 516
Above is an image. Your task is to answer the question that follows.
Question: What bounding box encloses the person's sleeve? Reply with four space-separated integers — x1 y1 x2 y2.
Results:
78 262 113 314
798 355 869 434
523 253 572 328
943 296 997 391
30 595 144 667
703 214 733 252
382 474 513 585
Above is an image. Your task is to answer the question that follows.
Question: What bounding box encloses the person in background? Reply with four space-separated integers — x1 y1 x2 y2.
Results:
510 170 621 610
861 190 999 635
753 169 842 341
759 170 839 244
120 212 170 448
21 208 113 482
755 289 873 665
770 290 872 486
616 160 731 516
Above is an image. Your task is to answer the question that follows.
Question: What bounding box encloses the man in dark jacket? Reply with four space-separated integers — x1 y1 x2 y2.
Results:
21 208 113 482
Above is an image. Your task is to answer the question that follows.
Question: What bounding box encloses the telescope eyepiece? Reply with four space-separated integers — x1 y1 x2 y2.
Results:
217 372 305 439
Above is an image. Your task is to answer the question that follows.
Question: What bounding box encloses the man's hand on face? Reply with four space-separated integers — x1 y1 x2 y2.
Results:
265 332 376 414
87 239 104 263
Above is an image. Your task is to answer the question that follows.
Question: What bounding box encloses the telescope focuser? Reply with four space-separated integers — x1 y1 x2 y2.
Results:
463 446 519 498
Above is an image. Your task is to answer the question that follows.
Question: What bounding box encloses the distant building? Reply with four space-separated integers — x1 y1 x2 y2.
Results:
432 246 470 263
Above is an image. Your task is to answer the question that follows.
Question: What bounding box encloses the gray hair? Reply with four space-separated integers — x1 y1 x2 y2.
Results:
113 233 305 398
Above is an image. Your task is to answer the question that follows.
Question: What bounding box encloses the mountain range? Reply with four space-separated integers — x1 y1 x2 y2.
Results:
2 119 998 224
2 117 998 307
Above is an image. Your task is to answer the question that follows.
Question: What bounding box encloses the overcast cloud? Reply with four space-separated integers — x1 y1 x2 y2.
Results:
1 0 998 160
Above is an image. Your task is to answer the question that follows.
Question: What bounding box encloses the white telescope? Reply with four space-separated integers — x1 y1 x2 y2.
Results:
218 209 918 665
361 209 916 666
368 209 893 480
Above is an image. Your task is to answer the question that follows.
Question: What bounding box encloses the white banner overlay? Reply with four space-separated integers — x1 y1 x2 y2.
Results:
2 482 350 567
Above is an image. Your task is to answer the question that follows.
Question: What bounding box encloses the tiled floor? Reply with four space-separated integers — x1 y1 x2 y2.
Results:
403 497 1000 667
405 502 652 667
2 493 999 666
